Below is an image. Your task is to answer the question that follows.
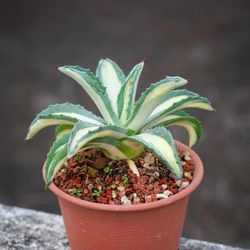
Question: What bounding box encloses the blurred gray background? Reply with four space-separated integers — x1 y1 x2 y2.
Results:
1 0 250 248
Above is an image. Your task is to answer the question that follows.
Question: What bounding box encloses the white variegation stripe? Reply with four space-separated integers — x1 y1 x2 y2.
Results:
118 62 144 123
150 96 188 117
141 110 202 147
55 126 72 139
26 103 105 140
26 119 73 140
70 126 99 153
180 102 213 110
167 121 198 147
52 112 103 125
55 144 66 154
96 59 124 114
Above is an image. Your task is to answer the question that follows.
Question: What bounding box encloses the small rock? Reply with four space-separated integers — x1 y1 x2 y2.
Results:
112 190 117 199
184 152 191 161
94 157 107 169
153 181 159 187
145 195 154 203
176 180 182 187
130 177 137 184
115 176 121 181
149 176 155 183
156 194 167 199
163 190 172 197
106 190 112 195
154 172 160 178
87 183 94 190
121 196 132 205
180 181 190 189
87 168 99 177
184 172 193 181
144 152 155 165
142 163 150 169
147 184 154 191
72 167 79 174
95 177 102 184
133 196 140 203
119 191 126 197
117 186 125 192
83 188 89 194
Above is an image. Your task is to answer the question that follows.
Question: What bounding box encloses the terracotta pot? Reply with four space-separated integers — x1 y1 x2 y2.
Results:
44 141 204 250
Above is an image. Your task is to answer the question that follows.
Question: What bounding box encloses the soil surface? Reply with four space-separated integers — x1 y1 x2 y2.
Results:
54 148 194 205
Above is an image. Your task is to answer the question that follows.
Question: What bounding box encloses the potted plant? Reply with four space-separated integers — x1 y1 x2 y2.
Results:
26 58 213 250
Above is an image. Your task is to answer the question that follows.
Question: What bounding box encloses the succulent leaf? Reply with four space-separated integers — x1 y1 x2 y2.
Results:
55 124 73 139
144 89 213 130
117 61 144 123
124 76 188 130
58 66 119 124
26 103 104 140
129 127 183 178
45 133 70 187
68 122 134 158
96 58 126 114
142 110 201 147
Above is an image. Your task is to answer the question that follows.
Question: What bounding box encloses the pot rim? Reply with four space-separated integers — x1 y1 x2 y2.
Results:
45 140 204 212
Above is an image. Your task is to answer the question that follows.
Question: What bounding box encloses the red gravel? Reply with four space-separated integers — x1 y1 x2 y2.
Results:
53 148 194 205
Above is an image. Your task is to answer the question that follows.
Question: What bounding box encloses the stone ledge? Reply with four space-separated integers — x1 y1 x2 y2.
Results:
0 203 246 250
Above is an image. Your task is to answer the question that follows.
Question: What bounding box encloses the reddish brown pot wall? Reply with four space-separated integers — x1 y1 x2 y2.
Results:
46 141 204 250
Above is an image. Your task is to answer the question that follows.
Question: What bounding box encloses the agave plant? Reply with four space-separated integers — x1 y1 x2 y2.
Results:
26 59 213 187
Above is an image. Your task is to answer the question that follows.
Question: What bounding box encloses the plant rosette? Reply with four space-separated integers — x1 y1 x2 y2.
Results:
27 58 213 250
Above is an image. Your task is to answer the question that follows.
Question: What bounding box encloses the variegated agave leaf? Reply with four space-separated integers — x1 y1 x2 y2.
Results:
26 103 105 140
96 58 126 115
45 133 70 187
143 90 212 129
141 110 202 147
58 66 119 124
117 61 144 123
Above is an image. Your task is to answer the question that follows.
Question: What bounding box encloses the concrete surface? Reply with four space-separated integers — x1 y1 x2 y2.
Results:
0 203 247 250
